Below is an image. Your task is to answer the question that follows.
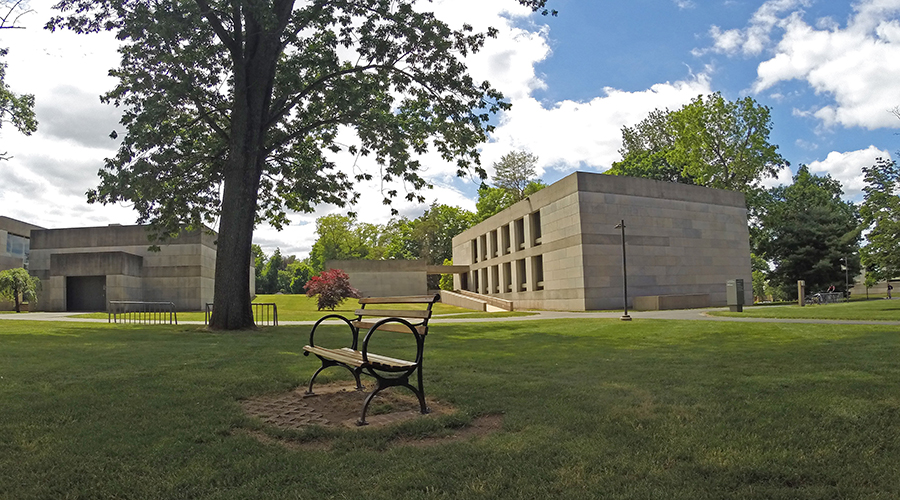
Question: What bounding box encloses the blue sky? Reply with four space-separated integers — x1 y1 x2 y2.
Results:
519 0 897 189
1 0 898 256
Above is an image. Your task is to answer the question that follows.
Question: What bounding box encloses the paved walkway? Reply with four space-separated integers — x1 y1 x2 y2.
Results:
3 308 900 326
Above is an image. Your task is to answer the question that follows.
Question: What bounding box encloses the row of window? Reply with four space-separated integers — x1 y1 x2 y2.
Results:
471 211 542 264
469 255 544 294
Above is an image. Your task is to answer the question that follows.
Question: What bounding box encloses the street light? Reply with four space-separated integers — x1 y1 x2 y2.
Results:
842 257 849 302
615 220 631 321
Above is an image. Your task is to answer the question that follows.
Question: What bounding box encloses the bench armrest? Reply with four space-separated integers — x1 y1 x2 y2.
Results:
360 317 425 366
306 314 359 352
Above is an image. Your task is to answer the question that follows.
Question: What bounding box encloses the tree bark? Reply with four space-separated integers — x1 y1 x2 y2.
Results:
208 19 282 330
209 162 258 329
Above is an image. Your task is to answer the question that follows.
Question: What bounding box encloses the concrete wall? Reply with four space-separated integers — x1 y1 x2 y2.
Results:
633 294 710 311
452 172 753 311
578 175 752 310
29 225 218 311
0 216 45 239
0 255 22 272
327 259 428 297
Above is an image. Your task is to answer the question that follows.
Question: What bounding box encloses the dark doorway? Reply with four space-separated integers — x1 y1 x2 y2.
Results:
66 276 107 312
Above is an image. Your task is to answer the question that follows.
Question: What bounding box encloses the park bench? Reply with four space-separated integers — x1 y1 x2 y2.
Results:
303 293 440 426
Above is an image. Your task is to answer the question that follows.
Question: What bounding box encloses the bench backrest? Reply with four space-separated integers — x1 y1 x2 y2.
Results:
354 294 440 333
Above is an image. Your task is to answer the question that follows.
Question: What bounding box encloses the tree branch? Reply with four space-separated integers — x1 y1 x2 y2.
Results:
193 0 237 53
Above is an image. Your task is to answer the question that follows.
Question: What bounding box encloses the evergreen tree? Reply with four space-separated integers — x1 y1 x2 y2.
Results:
757 166 861 298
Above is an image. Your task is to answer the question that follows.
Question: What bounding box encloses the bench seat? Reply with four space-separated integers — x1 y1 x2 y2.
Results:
302 346 417 371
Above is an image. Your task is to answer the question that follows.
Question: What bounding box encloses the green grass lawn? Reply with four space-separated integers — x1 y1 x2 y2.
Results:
712 298 900 321
1 318 898 498
69 294 513 322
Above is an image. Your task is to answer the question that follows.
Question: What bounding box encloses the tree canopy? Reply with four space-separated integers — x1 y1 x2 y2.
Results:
492 150 539 200
607 92 786 194
48 0 555 329
473 150 545 222
308 214 376 273
859 157 900 282
0 267 39 312
308 202 475 275
1 1 38 159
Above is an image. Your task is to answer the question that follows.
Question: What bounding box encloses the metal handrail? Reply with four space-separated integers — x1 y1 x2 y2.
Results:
108 301 178 325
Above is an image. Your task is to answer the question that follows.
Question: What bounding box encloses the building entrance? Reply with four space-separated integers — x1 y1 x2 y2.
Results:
66 276 106 311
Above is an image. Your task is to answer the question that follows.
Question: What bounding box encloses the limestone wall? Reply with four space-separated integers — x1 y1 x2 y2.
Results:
327 259 428 297
29 225 218 311
452 172 753 311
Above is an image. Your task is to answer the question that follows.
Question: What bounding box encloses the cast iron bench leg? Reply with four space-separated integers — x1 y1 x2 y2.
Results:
305 358 363 395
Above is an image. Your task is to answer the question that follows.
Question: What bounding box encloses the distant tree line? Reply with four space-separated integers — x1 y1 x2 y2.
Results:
254 151 545 294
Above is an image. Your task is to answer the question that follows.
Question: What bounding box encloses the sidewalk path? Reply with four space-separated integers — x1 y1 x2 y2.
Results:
3 308 900 326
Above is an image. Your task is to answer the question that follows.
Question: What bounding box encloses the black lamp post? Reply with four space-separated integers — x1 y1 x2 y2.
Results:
615 220 631 321
842 256 849 302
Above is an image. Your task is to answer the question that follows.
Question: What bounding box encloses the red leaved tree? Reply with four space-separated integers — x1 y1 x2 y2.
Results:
305 269 361 311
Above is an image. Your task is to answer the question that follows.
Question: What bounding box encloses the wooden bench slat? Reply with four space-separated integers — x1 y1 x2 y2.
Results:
303 345 415 370
304 345 364 367
339 348 416 369
355 308 431 319
351 321 426 335
358 295 439 304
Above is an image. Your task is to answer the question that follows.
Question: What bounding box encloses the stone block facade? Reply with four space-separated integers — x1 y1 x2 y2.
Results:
327 259 429 297
28 224 250 312
452 172 753 311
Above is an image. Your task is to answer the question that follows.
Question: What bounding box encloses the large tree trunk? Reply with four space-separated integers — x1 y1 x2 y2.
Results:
209 162 258 330
207 20 283 330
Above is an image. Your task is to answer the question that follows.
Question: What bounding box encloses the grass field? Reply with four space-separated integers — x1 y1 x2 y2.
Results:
713 298 900 321
65 294 533 322
1 317 898 499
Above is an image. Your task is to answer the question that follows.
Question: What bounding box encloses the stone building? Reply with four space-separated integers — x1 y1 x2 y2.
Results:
0 216 44 272
452 172 753 311
27 224 252 312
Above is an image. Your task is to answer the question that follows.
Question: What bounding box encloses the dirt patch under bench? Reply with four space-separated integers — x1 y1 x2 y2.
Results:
240 383 503 449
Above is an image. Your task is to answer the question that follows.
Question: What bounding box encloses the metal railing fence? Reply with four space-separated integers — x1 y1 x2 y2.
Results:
805 291 846 304
108 301 178 325
204 302 278 327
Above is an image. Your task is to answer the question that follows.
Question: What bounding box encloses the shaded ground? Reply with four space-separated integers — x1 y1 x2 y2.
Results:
240 383 503 449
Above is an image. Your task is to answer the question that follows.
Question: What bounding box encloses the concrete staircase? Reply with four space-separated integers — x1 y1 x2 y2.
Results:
439 290 514 312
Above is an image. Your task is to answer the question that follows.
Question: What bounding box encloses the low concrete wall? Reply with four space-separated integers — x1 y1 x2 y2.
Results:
439 290 486 312
455 289 514 311
633 293 710 311
327 259 428 297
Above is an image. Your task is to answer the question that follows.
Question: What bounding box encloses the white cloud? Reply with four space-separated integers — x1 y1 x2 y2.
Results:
759 146 887 200
697 0 900 130
760 165 794 190
429 0 551 102
482 74 713 175
753 7 900 129
806 146 889 201
700 0 811 56
674 0 697 10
